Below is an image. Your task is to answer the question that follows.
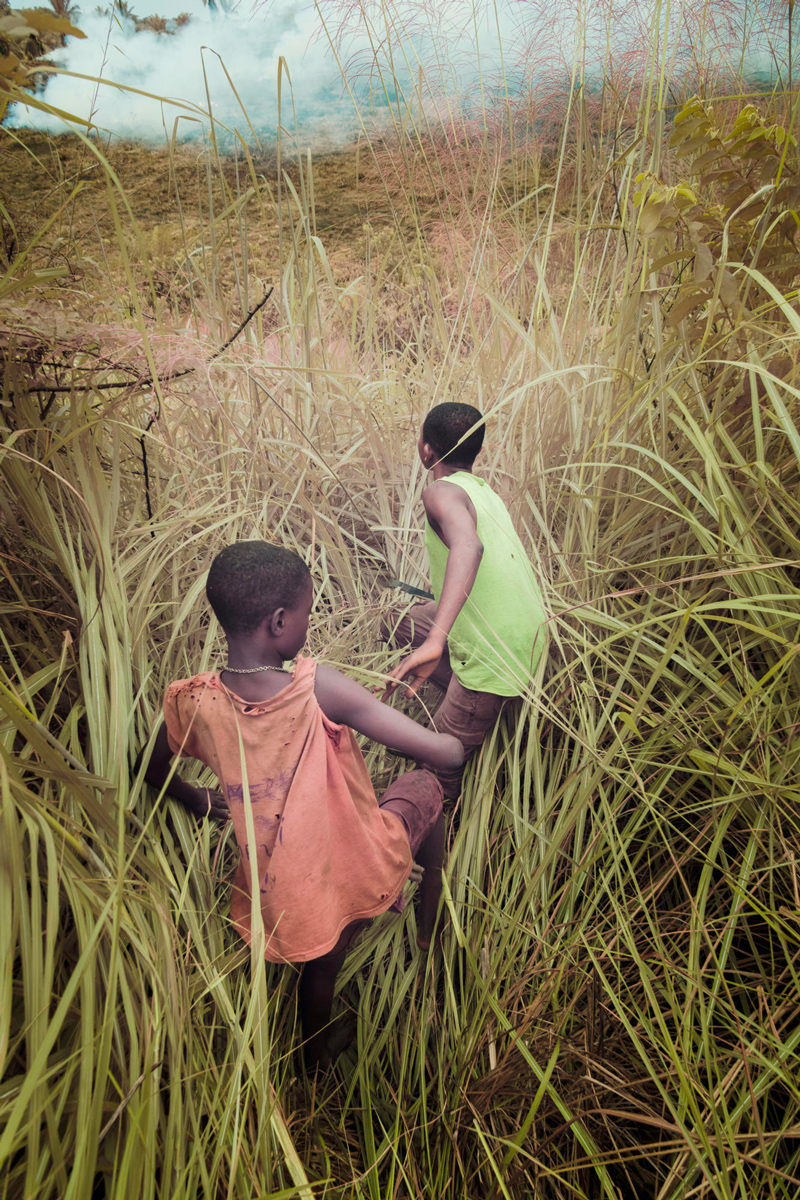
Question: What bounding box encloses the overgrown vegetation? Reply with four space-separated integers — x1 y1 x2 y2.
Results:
2 3 800 1196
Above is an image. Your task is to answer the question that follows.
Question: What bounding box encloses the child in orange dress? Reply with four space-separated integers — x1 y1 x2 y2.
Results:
138 540 463 1069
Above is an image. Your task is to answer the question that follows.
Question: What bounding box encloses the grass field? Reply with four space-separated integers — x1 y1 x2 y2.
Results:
2 4 800 1196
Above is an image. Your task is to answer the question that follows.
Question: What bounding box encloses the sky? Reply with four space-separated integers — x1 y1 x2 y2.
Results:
8 0 794 146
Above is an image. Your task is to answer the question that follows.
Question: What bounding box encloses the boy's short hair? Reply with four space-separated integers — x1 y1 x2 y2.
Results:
206 541 310 634
422 402 485 466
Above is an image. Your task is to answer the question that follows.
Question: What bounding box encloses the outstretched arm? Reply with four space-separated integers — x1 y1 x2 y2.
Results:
134 724 229 821
315 664 464 771
384 480 483 697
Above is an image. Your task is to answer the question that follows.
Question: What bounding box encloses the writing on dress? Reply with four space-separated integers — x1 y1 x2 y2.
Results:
226 770 293 805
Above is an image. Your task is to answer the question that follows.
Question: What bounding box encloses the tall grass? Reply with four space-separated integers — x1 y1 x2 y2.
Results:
2 3 800 1196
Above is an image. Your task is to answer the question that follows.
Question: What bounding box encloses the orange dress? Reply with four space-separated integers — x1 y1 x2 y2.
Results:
163 656 412 962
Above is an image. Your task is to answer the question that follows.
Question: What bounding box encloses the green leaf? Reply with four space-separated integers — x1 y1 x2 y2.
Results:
0 266 69 301
639 201 668 236
17 9 86 38
680 134 713 157
615 712 640 737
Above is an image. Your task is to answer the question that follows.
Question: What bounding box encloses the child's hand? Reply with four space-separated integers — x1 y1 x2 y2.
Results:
382 636 444 699
186 787 229 822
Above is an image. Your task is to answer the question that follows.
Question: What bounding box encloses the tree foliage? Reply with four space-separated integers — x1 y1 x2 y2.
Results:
635 95 800 333
0 6 84 109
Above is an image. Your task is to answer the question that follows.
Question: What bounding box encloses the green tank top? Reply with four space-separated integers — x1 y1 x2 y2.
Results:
424 472 547 696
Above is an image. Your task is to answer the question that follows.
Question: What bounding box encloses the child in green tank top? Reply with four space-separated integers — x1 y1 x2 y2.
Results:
382 402 547 799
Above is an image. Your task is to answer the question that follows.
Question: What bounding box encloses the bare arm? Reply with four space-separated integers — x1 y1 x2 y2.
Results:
422 481 483 639
384 480 483 696
134 724 229 821
315 663 464 771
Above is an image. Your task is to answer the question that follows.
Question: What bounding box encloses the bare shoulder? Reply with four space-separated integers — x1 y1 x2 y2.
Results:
313 661 347 708
422 478 477 523
313 661 370 725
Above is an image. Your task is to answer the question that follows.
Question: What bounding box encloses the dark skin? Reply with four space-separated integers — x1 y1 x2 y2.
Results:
383 432 484 699
137 575 463 1070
